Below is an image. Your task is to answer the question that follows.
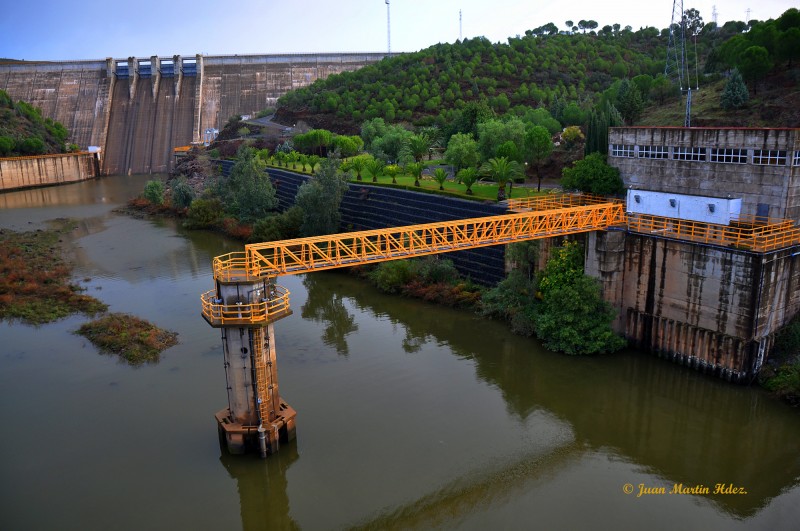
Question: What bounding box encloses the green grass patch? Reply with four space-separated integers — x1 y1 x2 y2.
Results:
266 161 545 201
76 313 178 365
350 174 540 201
0 223 107 325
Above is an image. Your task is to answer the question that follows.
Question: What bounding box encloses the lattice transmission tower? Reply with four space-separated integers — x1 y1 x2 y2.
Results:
664 0 692 126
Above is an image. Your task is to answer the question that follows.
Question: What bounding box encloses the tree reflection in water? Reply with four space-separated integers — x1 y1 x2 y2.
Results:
301 274 358 356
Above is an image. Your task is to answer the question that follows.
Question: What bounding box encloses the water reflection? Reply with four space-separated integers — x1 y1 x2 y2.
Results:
220 442 300 531
301 271 800 518
300 275 358 356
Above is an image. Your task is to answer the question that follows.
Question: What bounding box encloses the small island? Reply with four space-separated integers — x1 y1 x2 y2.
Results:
76 313 178 365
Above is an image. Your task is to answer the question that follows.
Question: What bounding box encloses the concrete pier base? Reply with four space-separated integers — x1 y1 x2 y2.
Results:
215 402 297 456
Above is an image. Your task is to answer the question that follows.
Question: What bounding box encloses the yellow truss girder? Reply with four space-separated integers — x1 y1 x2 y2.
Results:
211 202 626 282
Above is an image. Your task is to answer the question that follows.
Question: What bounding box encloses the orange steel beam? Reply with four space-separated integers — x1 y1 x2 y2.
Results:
212 202 626 281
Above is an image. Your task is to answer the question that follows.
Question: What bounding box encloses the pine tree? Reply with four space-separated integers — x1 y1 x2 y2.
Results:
720 69 749 110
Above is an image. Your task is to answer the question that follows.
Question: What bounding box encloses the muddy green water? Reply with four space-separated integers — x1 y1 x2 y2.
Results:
1 176 799 530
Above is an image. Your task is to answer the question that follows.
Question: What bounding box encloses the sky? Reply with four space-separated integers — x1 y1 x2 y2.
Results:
1 0 796 61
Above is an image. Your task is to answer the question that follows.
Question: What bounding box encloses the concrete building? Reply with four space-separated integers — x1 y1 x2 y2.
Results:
584 127 800 382
608 127 800 220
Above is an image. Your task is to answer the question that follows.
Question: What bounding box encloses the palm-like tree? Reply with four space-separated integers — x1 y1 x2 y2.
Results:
457 167 479 195
407 133 432 162
287 151 300 170
297 153 309 172
407 162 424 187
365 158 385 183
480 156 523 201
384 164 400 184
349 156 366 181
273 152 286 167
418 126 442 158
432 167 449 191
307 155 321 174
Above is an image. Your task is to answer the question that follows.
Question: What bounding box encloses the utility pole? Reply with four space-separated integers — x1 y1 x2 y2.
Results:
386 0 391 56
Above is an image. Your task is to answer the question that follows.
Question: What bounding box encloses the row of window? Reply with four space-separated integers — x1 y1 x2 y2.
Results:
610 145 798 166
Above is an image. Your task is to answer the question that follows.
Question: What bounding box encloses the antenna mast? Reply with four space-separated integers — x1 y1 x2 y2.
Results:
665 0 692 126
459 10 463 40
386 0 391 56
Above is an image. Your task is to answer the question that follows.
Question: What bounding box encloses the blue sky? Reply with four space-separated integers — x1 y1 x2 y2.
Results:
1 0 795 61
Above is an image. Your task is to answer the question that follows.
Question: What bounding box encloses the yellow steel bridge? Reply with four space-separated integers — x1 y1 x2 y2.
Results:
202 192 800 456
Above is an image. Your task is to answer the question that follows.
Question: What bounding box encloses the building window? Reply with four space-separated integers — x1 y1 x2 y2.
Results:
611 144 635 157
710 148 747 164
753 149 787 165
793 151 800 167
672 147 707 161
638 145 668 159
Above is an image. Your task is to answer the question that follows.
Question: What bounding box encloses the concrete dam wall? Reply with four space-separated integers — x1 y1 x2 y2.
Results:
0 53 385 176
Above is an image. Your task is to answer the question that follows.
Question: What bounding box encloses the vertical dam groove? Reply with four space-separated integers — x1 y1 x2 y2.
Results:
0 53 386 175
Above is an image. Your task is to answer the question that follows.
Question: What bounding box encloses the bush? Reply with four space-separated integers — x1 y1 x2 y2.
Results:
18 136 46 155
774 316 800 357
414 257 459 284
250 206 304 242
370 261 415 294
0 136 13 156
534 241 625 355
185 198 224 229
143 180 165 205
761 361 800 398
170 177 194 209
561 152 624 195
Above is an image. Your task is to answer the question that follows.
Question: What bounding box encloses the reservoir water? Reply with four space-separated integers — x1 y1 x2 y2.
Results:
1 176 799 530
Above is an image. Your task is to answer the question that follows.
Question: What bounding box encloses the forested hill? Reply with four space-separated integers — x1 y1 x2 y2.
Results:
275 9 800 133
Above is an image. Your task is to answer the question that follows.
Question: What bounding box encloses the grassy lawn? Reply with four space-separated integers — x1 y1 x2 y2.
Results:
267 162 546 201
346 174 542 200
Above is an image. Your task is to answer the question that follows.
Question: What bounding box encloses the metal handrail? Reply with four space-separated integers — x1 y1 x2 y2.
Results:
200 286 291 326
626 214 800 252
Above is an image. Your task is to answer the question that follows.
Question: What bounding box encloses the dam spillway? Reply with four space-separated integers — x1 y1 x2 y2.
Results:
0 53 385 175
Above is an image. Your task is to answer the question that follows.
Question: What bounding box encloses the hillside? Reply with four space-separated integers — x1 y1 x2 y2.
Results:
0 90 73 156
275 9 800 132
640 68 800 127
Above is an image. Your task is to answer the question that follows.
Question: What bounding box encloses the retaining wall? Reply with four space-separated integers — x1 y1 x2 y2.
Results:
0 152 99 191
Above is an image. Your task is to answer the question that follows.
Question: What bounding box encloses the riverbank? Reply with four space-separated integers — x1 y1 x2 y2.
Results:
0 220 179 364
0 220 107 324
